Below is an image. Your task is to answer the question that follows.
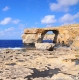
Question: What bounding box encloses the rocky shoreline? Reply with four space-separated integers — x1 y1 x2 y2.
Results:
0 46 79 80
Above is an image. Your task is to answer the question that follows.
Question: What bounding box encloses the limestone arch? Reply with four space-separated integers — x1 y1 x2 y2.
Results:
41 30 59 43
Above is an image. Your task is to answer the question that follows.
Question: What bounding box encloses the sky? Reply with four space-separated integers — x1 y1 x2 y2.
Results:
0 0 79 39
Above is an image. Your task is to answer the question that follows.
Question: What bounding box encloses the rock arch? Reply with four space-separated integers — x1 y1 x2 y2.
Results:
22 24 79 48
38 30 59 43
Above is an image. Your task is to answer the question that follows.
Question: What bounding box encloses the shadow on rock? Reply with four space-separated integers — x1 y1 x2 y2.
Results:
24 67 61 80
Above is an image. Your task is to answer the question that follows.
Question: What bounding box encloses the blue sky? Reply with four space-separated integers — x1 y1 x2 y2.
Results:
0 0 79 39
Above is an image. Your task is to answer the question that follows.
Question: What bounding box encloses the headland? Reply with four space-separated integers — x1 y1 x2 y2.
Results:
0 24 79 80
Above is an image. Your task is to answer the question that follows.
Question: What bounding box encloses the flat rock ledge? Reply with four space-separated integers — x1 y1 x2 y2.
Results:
35 43 55 51
0 48 79 80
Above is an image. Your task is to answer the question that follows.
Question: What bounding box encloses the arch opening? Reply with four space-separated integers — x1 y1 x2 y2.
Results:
41 30 59 43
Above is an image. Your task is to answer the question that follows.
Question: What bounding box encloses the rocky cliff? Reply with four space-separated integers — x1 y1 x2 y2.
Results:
22 24 79 48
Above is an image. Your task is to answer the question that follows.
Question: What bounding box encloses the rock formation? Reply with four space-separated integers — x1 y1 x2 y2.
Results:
22 24 79 49
35 43 55 51
0 47 79 79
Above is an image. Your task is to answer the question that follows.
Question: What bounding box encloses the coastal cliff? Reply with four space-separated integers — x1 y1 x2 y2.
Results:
0 24 79 80
22 24 79 48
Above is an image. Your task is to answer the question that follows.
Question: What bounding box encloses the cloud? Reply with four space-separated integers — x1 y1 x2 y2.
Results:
50 0 79 12
12 19 20 24
59 12 79 24
46 24 56 28
0 27 14 36
5 27 14 31
0 25 24 37
0 23 26 39
41 15 56 24
0 17 12 25
0 17 20 25
18 24 26 31
2 6 10 11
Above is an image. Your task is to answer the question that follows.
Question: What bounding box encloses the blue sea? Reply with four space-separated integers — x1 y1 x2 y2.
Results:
0 40 23 48
0 40 53 48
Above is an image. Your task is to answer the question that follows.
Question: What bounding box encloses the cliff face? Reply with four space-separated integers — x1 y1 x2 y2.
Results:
22 24 79 47
62 24 79 47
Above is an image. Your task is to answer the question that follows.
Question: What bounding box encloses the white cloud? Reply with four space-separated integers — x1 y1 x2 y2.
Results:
59 12 79 24
12 19 20 24
0 25 24 37
0 23 26 39
2 6 10 11
18 24 26 31
0 17 20 25
5 27 14 32
0 17 12 25
41 15 56 24
0 27 14 36
50 0 79 12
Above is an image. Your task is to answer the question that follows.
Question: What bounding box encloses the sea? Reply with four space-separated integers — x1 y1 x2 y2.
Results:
0 40 53 48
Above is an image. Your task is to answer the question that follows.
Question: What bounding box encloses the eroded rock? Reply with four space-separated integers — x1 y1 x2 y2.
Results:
22 24 79 48
35 43 55 50
0 48 79 80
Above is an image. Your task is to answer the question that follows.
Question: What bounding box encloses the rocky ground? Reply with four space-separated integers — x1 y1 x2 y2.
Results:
0 46 79 80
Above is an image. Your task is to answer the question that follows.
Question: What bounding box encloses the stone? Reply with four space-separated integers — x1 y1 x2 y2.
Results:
22 24 79 47
35 43 55 50
0 48 79 79
22 34 37 43
51 73 74 80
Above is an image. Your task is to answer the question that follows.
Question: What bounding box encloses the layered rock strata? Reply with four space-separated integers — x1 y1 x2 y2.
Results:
22 24 79 48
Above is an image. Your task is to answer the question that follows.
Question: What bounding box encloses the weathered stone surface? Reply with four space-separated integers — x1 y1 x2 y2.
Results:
71 40 79 47
51 73 74 80
22 34 38 43
35 43 55 50
0 48 79 80
22 24 79 47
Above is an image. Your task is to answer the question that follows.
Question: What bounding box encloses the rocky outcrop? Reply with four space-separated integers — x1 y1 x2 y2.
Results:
22 34 37 43
70 36 79 49
22 24 79 48
35 43 55 50
0 48 79 79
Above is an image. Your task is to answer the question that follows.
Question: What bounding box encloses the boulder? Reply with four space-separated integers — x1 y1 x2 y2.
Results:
35 43 55 51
